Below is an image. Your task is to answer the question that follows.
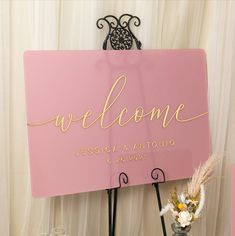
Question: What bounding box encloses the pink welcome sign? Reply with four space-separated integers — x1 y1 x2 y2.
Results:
24 49 210 197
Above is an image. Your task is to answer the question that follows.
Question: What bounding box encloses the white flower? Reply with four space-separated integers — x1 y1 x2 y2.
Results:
171 210 179 218
160 203 179 219
177 211 192 227
160 203 173 216
187 199 198 206
178 193 186 204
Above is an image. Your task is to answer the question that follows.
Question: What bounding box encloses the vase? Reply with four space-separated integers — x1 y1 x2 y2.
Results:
171 223 191 236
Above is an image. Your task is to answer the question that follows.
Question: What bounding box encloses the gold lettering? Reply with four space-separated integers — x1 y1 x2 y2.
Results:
28 75 208 133
55 113 73 132
133 143 145 150
100 75 127 128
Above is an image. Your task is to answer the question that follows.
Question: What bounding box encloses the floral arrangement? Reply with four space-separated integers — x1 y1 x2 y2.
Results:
160 155 218 229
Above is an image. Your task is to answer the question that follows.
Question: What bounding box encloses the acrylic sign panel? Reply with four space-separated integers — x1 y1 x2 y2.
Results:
24 49 210 197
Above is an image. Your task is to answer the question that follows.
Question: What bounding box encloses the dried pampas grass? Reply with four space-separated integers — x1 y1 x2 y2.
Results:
187 155 219 198
160 155 219 227
194 184 205 218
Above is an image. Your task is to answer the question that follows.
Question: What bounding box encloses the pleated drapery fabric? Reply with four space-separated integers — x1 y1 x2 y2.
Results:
0 1 235 236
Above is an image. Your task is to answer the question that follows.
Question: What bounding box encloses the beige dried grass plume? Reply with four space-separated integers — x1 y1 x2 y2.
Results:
187 155 219 198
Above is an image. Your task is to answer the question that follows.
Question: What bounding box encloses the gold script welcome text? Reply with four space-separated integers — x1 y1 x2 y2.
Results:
28 75 208 133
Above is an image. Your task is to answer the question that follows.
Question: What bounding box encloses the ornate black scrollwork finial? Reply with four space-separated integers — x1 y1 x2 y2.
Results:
151 168 166 183
118 172 129 188
96 14 142 50
151 168 167 236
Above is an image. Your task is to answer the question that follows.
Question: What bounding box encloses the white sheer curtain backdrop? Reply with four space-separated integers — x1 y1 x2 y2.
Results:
0 1 235 236
0 1 10 236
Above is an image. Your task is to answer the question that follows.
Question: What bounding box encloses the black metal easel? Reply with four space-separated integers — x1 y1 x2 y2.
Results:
106 172 128 236
97 14 167 236
151 168 167 236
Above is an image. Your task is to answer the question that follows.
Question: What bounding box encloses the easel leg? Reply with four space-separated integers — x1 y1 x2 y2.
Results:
112 188 118 236
107 189 113 236
153 183 167 236
107 188 118 236
107 172 128 236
